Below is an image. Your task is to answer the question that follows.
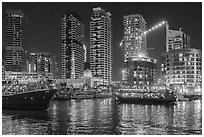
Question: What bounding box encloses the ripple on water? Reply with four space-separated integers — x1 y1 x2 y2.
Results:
2 99 202 135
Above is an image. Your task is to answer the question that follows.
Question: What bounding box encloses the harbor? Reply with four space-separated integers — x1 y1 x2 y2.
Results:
2 77 202 135
2 2 202 135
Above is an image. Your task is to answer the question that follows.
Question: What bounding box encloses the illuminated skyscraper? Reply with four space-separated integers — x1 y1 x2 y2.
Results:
122 14 158 85
5 9 25 72
90 7 112 84
61 11 85 79
123 14 147 64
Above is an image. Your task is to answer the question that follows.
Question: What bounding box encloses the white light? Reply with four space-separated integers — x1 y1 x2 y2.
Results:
155 25 158 28
149 29 152 32
152 27 155 30
162 21 165 24
158 23 162 26
138 54 142 57
119 42 122 47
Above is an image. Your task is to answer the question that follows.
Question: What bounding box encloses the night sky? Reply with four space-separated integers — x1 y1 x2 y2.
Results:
2 2 202 81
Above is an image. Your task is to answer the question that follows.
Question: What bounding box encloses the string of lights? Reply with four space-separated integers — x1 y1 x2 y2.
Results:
120 20 167 47
136 20 166 39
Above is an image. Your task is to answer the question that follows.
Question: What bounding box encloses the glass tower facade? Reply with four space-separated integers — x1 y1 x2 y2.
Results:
61 11 85 79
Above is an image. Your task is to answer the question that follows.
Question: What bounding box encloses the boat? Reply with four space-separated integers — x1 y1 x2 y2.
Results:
94 85 113 98
52 87 71 101
115 87 177 104
2 79 58 110
70 88 95 99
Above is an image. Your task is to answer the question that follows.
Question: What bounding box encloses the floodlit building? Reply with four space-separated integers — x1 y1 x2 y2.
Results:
27 52 37 73
122 14 158 86
161 25 201 94
5 70 54 81
126 55 157 87
161 48 202 88
61 11 85 79
90 7 112 85
5 9 26 72
36 53 51 73
123 14 147 65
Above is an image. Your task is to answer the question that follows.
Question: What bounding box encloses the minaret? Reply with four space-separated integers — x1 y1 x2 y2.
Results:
71 51 75 79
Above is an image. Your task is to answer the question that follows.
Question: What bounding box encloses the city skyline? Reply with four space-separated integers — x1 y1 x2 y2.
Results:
2 2 202 80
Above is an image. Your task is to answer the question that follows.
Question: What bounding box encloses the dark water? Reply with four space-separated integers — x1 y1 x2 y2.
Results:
2 98 202 135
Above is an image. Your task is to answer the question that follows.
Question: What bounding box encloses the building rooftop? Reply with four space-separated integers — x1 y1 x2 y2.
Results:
6 9 24 16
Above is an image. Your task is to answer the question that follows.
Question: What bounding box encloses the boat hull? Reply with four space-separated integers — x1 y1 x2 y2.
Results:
2 89 57 110
115 94 176 104
95 93 112 98
71 94 94 99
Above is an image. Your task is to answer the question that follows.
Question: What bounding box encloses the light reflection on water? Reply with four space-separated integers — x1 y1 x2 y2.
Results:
2 99 202 135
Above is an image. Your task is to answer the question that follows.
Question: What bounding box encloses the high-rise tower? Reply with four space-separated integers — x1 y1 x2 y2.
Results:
5 9 25 72
90 7 112 84
61 11 85 79
122 14 158 85
123 14 147 64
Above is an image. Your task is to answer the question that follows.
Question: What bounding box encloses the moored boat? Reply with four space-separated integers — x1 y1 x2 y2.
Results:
94 85 113 98
70 88 95 99
2 79 58 110
52 87 71 101
115 87 177 104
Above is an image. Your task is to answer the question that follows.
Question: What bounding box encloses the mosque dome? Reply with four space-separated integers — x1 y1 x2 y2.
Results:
83 69 92 77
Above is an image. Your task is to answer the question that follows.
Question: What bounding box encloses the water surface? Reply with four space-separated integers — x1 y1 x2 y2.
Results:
2 98 202 135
